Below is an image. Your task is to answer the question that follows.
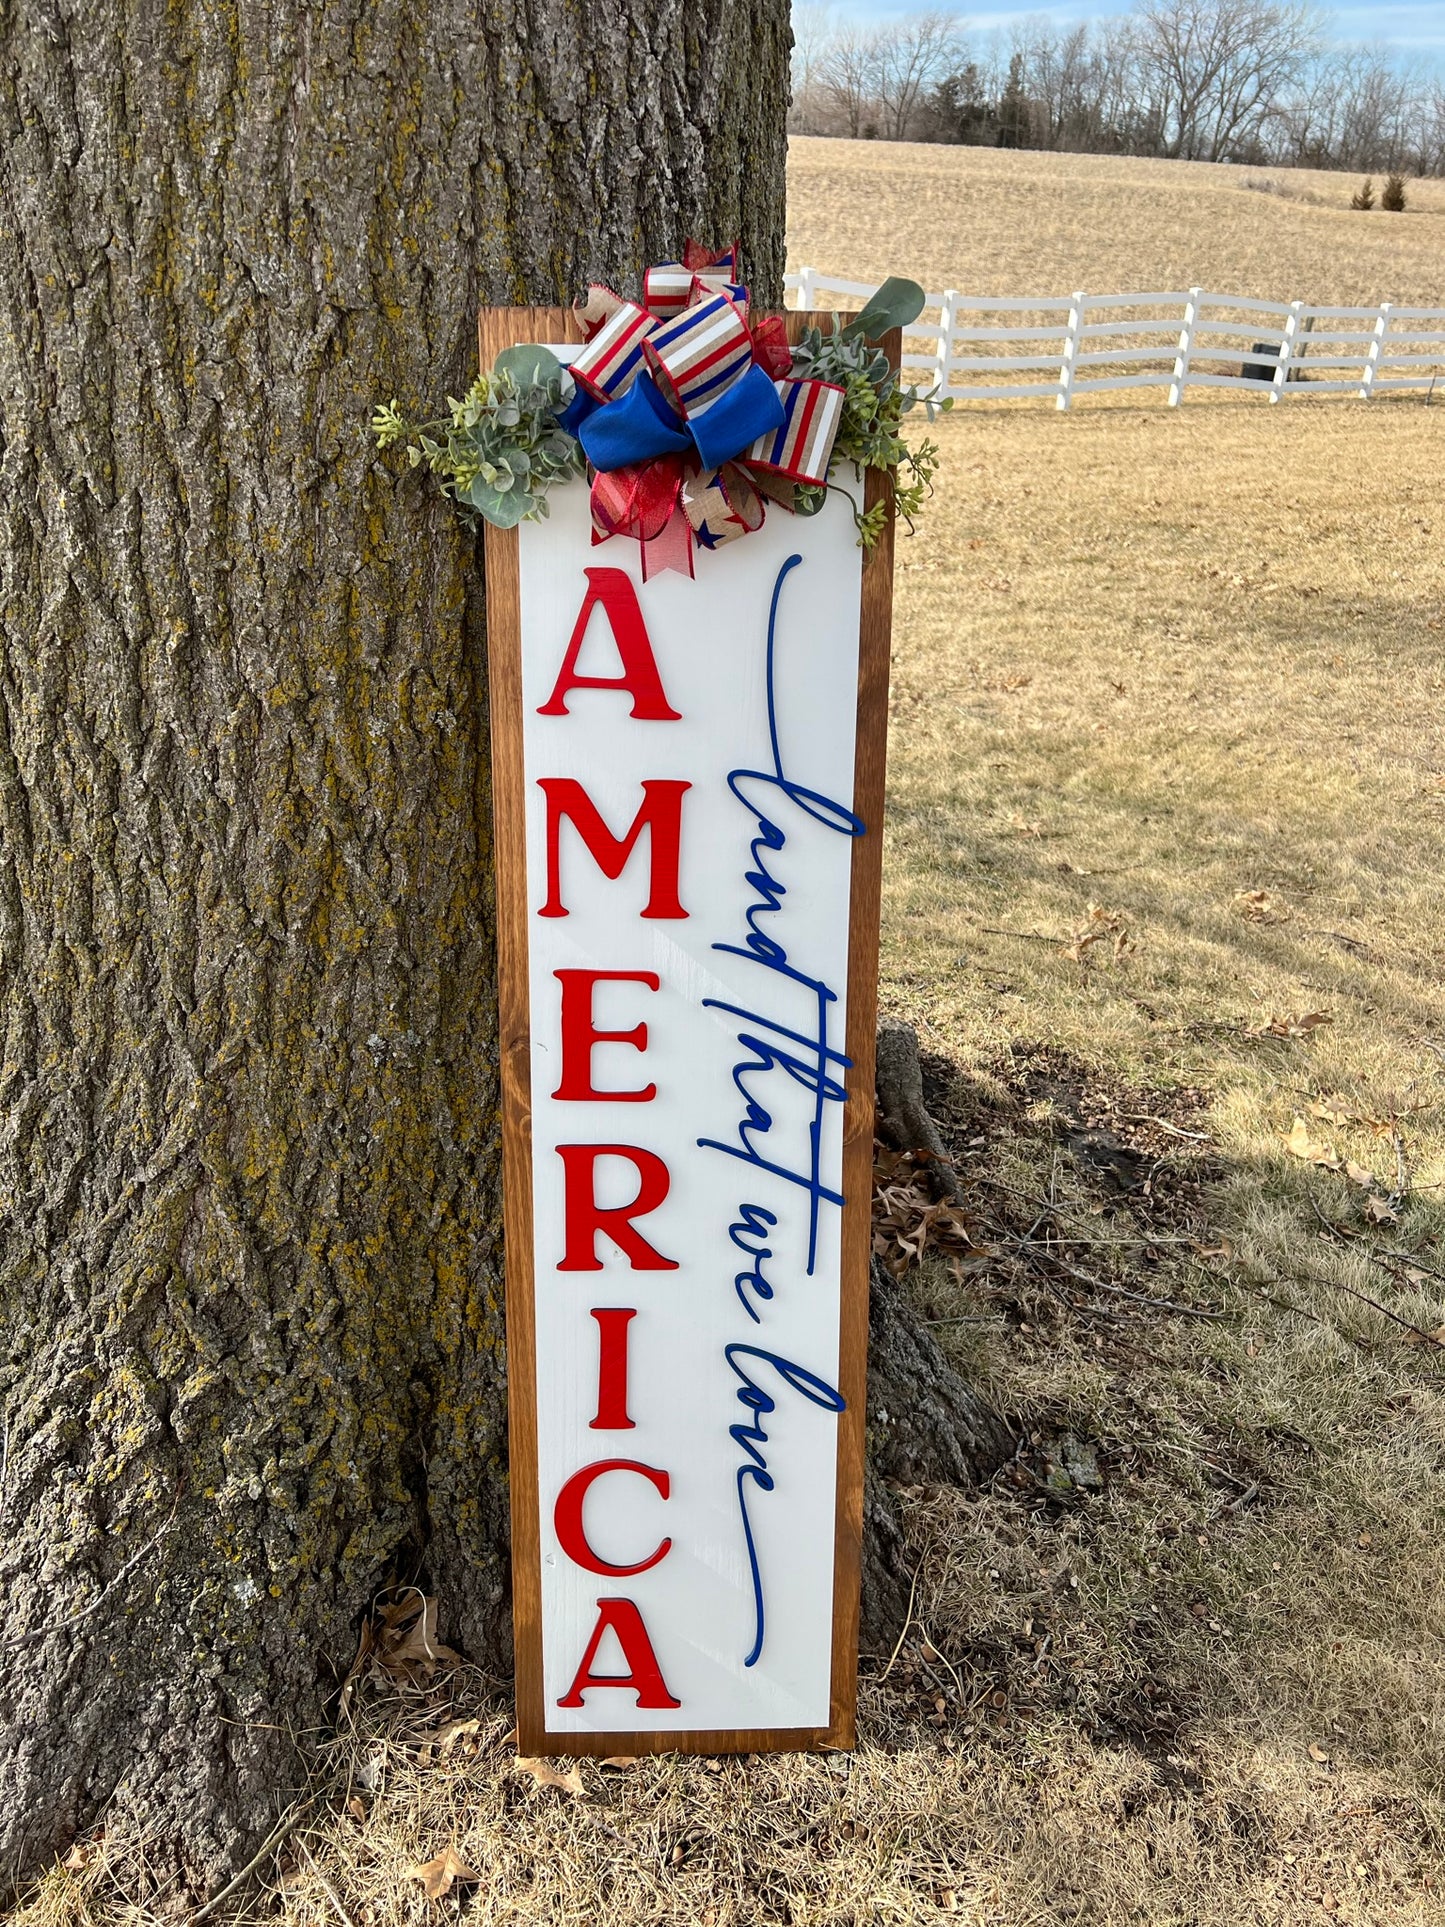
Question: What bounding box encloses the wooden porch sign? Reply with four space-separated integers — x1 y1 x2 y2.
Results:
480 307 895 1755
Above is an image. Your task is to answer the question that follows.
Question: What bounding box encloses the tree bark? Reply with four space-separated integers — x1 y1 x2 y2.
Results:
0 0 791 1895
864 1023 1014 1651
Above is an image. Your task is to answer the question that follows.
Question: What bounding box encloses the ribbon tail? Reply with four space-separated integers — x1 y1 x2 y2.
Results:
641 507 695 580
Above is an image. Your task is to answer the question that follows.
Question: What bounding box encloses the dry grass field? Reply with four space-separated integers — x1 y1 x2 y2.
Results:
788 137 1445 306
20 145 1445 1927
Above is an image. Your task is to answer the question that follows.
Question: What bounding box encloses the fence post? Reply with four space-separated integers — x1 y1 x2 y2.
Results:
1271 301 1303 402
1360 302 1392 400
935 289 959 395
796 265 818 311
1057 292 1085 412
1168 287 1201 407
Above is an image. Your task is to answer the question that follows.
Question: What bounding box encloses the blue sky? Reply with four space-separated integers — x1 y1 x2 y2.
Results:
826 2 1445 71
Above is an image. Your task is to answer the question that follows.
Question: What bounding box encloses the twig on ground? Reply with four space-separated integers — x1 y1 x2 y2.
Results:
191 1802 318 1925
1114 1113 1212 1142
1002 1232 1224 1320
1309 928 1372 954
297 1837 359 1927
1234 1268 1376 1354
1306 1199 1445 1277
977 927 1066 944
1306 1202 1445 1346
1392 1130 1410 1206
879 1560 924 1683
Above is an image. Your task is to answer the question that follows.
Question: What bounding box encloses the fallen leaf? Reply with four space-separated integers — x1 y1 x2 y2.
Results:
1062 902 1133 964
1256 1011 1333 1039
1342 1160 1378 1190
1364 1195 1400 1225
1233 888 1291 923
871 1144 984 1279
1285 1117 1341 1170
409 1846 482 1899
63 1844 95 1873
374 1592 460 1684
515 1756 586 1796
436 1717 481 1758
1309 1743 1331 1763
600 1754 641 1771
1403 1324 1445 1348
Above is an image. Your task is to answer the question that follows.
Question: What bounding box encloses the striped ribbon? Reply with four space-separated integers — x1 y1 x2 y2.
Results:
567 243 846 575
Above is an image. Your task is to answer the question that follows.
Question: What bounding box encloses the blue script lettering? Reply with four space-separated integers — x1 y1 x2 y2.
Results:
725 1345 847 1668
701 553 864 1667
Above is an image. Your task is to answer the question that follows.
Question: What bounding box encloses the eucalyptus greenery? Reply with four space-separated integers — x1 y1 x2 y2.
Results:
370 344 584 529
791 275 952 548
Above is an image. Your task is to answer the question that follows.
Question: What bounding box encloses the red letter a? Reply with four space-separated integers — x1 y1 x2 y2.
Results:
538 567 681 720
557 1597 681 1708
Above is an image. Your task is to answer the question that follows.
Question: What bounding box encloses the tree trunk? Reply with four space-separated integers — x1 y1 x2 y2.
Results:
0 0 790 1896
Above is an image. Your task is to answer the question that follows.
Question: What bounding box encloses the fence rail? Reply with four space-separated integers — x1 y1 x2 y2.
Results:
784 269 1445 408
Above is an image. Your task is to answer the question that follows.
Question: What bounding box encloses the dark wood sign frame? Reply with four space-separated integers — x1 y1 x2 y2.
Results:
478 305 896 1755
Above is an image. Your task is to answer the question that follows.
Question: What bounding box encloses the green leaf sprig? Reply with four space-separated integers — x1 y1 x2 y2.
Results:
371 344 584 530
789 276 952 547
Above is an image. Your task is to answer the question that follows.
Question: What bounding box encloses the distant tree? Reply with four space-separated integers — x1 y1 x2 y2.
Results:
922 61 998 144
818 22 889 138
997 51 1034 149
1134 0 1324 161
791 3 839 134
788 0 1443 175
1381 171 1408 210
876 10 966 140
1350 176 1376 209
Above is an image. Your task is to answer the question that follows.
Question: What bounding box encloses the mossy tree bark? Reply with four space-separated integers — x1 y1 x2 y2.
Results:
0 0 790 1894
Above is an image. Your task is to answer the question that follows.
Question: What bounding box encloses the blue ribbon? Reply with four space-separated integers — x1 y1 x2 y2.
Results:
574 364 786 477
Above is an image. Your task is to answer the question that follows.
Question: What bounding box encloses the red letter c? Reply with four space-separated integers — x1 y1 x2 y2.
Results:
553 1459 672 1577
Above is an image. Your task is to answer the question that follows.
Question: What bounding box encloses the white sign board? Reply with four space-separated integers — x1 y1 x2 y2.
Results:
483 311 892 1756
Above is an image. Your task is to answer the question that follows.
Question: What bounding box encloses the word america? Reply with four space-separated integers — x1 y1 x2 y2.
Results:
533 560 857 1713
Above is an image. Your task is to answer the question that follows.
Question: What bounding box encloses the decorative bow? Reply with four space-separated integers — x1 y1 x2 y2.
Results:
556 243 845 578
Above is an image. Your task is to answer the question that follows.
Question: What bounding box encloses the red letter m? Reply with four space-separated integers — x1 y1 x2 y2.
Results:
538 779 689 920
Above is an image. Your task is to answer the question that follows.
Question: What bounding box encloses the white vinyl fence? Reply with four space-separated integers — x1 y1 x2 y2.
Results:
785 269 1445 408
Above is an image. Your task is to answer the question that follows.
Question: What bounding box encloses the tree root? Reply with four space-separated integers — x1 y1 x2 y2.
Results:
862 1023 1014 1651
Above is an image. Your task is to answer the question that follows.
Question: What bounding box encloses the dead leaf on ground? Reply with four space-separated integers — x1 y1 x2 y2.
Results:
1234 888 1291 923
342 1590 460 1709
1403 1323 1445 1348
600 1754 641 1770
1286 1116 1342 1170
436 1717 481 1758
872 1145 985 1279
515 1756 586 1797
1255 1011 1333 1039
409 1845 482 1899
1062 902 1133 964
374 1591 460 1686
1309 1743 1331 1763
1364 1195 1400 1225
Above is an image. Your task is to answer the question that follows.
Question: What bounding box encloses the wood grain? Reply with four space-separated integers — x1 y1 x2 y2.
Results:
478 307 894 1756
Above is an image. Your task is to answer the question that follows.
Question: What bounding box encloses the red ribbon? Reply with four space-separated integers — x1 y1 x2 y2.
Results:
575 242 846 577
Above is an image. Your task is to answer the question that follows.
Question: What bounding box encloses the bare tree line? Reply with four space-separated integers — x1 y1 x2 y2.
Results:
791 3 1445 176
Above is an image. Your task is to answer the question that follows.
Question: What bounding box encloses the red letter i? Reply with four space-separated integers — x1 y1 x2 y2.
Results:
590 1308 636 1430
